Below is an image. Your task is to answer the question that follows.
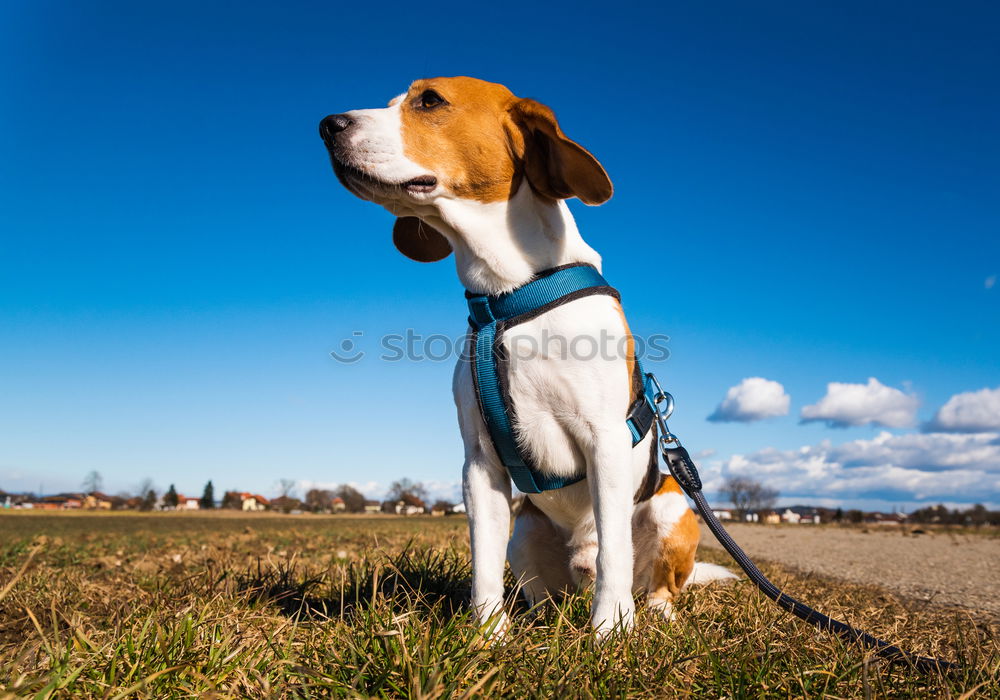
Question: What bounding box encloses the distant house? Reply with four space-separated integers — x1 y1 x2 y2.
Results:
31 494 84 510
403 494 427 515
713 509 734 521
784 506 822 524
363 500 382 514
384 496 426 516
763 511 781 525
123 496 144 510
83 492 113 510
331 497 346 513
3 491 37 509
449 502 466 514
240 493 269 512
780 508 801 524
177 495 200 511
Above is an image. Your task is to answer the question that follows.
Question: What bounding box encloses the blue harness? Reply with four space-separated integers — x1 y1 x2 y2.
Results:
466 263 659 494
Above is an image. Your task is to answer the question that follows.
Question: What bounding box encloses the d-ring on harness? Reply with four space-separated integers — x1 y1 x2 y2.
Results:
466 264 958 674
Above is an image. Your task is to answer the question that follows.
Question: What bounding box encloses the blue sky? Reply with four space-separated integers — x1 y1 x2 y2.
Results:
1 1 998 509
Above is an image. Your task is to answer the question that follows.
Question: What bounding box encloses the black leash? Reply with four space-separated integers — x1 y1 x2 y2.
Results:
646 375 960 674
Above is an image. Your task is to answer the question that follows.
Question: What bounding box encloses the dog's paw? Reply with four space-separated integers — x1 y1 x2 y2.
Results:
471 610 511 647
647 597 677 622
591 598 635 641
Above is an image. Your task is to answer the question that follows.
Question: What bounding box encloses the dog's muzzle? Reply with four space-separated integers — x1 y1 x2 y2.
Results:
319 114 352 145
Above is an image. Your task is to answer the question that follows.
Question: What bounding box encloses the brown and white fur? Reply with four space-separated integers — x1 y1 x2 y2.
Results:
319 77 734 638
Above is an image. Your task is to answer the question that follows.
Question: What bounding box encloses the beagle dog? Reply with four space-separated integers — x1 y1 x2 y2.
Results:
320 77 733 638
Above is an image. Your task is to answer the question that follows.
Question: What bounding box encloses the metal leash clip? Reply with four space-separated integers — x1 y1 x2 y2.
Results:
646 372 702 492
645 373 681 449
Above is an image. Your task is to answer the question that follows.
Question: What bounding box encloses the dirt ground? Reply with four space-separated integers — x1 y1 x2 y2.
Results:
698 522 1000 617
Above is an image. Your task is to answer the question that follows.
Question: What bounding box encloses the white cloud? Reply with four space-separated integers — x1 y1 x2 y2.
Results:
986 275 996 290
925 387 1000 433
708 377 790 423
702 430 1000 506
800 377 919 428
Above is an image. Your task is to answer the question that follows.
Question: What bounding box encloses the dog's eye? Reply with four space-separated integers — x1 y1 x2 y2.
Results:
418 90 447 109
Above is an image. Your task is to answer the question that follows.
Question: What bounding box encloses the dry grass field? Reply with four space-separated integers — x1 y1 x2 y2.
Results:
0 511 997 698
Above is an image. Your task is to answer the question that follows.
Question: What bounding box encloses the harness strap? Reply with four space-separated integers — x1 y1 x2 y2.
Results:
467 264 658 495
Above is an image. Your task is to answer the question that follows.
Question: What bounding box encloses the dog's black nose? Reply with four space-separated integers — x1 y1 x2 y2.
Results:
319 114 352 141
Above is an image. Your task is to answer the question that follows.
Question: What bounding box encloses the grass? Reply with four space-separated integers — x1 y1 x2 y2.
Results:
0 512 996 698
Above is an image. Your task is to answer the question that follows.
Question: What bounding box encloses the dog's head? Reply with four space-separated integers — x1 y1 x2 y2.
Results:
319 76 612 263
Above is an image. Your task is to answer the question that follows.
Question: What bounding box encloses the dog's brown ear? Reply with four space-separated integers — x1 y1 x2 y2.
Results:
392 217 452 262
508 99 613 205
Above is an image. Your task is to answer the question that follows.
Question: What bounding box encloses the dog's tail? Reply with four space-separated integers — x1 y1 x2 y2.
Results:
685 561 739 587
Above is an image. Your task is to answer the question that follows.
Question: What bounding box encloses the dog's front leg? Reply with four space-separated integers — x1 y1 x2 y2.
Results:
588 426 636 639
463 455 512 636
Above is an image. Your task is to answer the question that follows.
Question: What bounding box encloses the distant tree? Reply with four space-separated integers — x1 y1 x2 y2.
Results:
910 504 950 524
721 477 778 520
304 488 334 513
135 478 154 502
82 470 103 494
334 484 366 513
400 492 426 509
432 500 454 513
141 489 158 511
163 484 179 509
221 491 243 510
752 486 778 513
845 509 864 524
199 481 215 509
966 504 987 527
911 505 930 523
386 478 428 504
833 507 844 522
277 479 297 499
